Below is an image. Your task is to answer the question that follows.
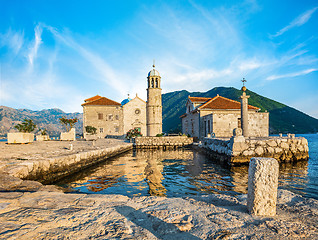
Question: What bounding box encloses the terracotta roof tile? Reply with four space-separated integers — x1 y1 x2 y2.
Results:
82 97 121 106
188 97 211 103
199 95 259 110
84 95 102 102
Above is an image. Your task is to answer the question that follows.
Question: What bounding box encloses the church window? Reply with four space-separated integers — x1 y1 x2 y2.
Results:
108 114 113 121
135 108 141 115
115 115 119 120
115 127 119 132
155 78 158 88
99 128 103 133
238 118 241 128
151 78 154 87
98 113 103 120
188 106 191 112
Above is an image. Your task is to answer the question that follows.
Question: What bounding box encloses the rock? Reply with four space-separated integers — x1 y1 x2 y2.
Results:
38 185 66 193
255 146 264 156
247 157 279 216
267 140 277 147
17 180 43 192
281 142 289 149
0 173 23 191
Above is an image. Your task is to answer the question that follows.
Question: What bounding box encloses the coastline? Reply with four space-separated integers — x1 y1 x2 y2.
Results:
0 186 317 239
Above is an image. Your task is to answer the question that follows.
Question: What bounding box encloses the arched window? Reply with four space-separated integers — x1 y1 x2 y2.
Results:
155 78 158 88
151 78 154 88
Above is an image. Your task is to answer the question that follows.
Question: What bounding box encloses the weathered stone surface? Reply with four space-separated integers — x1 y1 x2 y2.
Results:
0 139 133 183
0 173 23 191
7 132 34 144
247 157 279 216
60 128 76 141
255 146 264 156
0 189 317 239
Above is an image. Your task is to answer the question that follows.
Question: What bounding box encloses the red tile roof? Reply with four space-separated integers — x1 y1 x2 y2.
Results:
199 95 259 110
84 95 102 102
82 97 121 106
188 97 211 103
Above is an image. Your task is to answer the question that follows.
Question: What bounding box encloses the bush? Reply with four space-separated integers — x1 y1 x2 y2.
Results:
14 119 36 133
85 126 97 134
39 128 48 135
126 128 142 139
156 133 164 137
59 117 78 132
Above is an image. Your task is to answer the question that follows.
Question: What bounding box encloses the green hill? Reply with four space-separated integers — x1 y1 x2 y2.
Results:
162 87 318 134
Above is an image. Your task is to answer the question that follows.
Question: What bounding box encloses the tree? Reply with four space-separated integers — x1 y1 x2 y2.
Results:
126 128 142 139
85 126 97 134
14 119 36 133
59 117 78 132
38 128 48 135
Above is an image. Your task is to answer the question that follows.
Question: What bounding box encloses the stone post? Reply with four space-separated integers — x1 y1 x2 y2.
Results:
247 157 279 216
240 86 250 137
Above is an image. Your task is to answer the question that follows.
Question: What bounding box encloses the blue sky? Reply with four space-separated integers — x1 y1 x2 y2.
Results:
0 0 318 118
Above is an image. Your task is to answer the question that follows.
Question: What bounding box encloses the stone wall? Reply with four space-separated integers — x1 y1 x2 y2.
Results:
7 133 34 144
83 105 123 139
134 136 193 149
202 134 309 165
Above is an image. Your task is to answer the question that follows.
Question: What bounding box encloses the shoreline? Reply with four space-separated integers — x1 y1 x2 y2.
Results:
0 186 317 239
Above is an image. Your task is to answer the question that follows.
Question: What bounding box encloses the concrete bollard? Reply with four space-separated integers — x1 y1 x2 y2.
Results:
247 157 279 216
69 143 73 151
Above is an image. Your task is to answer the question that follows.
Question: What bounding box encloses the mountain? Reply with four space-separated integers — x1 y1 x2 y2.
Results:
1 87 317 137
0 106 83 137
162 87 318 134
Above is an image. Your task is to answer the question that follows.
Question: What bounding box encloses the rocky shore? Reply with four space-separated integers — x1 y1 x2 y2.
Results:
0 173 317 240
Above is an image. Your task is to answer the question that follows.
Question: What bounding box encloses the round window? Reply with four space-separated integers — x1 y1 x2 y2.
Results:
135 109 141 115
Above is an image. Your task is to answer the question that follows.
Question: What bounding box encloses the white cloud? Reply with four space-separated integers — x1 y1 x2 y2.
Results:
272 7 318 37
0 29 24 55
28 24 43 67
266 68 318 81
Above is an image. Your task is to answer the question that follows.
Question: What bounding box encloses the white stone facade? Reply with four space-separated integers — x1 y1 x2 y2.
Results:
123 96 147 136
181 95 269 139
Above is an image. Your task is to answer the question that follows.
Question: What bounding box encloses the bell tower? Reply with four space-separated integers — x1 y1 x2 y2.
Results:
146 62 162 136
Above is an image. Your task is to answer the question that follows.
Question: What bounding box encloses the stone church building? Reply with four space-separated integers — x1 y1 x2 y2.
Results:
82 65 162 138
180 95 269 139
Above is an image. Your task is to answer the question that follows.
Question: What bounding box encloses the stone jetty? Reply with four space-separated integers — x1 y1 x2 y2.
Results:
134 136 193 149
200 133 309 165
0 139 132 183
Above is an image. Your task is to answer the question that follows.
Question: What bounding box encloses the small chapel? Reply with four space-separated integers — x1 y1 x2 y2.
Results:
82 64 162 139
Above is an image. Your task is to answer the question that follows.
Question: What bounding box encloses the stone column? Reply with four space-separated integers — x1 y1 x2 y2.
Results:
247 157 279 216
240 87 250 137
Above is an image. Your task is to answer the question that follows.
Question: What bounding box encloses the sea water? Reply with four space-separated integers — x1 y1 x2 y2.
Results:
57 134 318 200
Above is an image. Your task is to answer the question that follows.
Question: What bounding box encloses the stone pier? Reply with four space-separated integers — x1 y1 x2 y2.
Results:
134 136 193 149
0 139 133 183
199 134 309 165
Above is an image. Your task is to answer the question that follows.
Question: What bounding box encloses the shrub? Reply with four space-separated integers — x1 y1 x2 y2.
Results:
126 128 142 139
156 133 164 137
39 128 48 135
14 119 36 133
85 126 97 134
59 117 78 132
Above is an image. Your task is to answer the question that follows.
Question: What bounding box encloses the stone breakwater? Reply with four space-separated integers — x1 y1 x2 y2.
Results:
201 135 309 165
0 139 133 184
134 136 193 149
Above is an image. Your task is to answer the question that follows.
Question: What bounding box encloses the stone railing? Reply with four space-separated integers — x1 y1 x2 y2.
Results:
134 136 193 149
202 134 309 165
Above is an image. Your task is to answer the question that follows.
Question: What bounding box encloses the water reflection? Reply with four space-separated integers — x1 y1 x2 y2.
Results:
57 148 314 199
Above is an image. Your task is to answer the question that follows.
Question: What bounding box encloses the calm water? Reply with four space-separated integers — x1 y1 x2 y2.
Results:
57 134 318 200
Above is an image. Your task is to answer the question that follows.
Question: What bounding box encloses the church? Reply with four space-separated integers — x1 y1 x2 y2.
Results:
180 92 269 140
82 64 162 138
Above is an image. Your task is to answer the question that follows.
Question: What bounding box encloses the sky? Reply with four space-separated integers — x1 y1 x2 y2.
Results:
0 0 318 118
